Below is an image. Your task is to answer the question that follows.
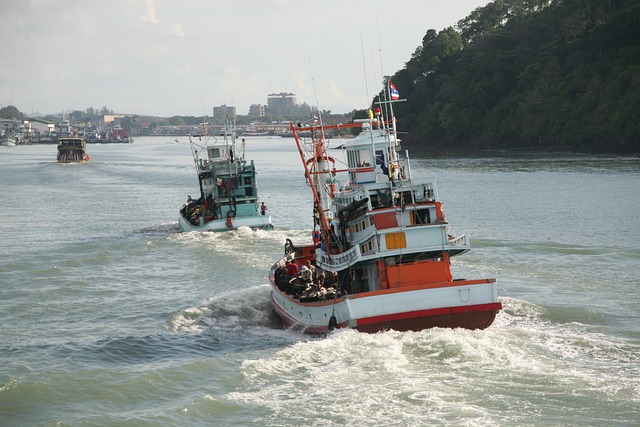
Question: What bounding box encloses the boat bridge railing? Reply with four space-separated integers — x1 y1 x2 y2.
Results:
319 227 470 271
334 186 367 209
316 245 360 271
448 234 469 247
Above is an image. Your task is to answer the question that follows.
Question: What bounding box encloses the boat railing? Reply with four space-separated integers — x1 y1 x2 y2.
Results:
334 186 367 209
371 225 470 254
346 219 376 245
448 234 469 247
411 179 438 203
316 245 360 270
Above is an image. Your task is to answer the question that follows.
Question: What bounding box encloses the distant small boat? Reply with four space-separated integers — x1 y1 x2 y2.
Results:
36 134 57 144
178 120 273 232
57 136 90 163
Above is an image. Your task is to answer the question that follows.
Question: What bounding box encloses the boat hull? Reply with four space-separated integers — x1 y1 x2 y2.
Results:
1 138 16 147
269 258 501 334
178 214 273 232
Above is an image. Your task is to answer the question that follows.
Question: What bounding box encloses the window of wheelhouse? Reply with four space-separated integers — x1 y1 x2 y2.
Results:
347 149 372 168
209 147 221 159
375 150 388 175
348 149 373 181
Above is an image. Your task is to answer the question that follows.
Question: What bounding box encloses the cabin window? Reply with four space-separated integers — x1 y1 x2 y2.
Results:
347 150 356 168
372 189 392 208
210 148 221 158
375 150 388 175
349 218 369 234
360 238 375 255
385 232 407 249
413 209 431 224
357 149 372 167
415 184 435 201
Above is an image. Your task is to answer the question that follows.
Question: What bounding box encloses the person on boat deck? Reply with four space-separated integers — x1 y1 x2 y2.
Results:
260 202 267 215
282 264 308 296
313 207 320 227
286 260 298 276
275 264 291 291
275 264 287 280
298 265 313 284
305 260 315 278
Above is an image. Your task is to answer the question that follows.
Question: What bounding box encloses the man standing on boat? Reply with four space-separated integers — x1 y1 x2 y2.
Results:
260 202 267 216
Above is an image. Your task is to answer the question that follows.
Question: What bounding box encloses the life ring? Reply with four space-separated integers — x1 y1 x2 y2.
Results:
227 210 236 218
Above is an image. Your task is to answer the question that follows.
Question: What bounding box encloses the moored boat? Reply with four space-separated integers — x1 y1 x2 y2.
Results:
178 120 273 232
1 136 17 147
57 136 90 163
268 79 502 333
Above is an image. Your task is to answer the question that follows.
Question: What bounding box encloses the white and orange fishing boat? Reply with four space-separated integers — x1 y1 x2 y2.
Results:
268 79 502 333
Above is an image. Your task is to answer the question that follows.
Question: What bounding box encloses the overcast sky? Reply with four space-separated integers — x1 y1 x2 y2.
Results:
1 0 490 117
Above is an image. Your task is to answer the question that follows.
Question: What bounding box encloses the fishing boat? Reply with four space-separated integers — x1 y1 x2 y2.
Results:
57 136 90 163
178 120 273 232
1 135 17 147
268 79 502 333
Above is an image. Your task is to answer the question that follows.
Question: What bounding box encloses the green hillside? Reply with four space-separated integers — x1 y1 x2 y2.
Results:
388 0 640 154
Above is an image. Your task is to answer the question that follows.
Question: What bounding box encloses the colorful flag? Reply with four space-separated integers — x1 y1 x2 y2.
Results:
390 82 400 100
313 113 319 123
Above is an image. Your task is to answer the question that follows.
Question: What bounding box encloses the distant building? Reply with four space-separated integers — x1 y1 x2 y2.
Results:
103 114 125 124
248 104 266 118
267 92 296 115
213 105 237 118
27 118 55 135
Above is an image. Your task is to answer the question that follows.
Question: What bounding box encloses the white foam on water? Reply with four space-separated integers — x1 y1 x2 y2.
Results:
222 295 640 426
165 285 277 333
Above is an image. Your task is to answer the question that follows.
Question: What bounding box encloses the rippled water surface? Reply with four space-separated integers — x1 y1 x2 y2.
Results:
1 138 639 426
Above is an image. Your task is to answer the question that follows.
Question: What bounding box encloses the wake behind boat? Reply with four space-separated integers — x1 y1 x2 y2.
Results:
268 79 502 333
178 120 273 232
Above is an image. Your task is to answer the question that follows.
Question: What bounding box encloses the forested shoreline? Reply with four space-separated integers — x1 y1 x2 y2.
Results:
387 0 640 154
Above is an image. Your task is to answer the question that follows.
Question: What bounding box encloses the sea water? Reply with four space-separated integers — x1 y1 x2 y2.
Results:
1 137 638 426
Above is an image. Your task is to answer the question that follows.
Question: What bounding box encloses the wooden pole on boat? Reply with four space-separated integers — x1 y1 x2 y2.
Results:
290 122 331 237
290 121 361 256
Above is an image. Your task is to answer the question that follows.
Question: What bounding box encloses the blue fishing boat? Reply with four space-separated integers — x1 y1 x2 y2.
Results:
179 120 273 232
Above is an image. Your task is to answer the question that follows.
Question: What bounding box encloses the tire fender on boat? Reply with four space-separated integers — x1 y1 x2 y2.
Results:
284 238 294 255
328 314 338 331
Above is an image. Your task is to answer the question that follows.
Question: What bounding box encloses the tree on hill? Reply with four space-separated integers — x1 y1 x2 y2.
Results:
388 0 640 154
0 106 25 120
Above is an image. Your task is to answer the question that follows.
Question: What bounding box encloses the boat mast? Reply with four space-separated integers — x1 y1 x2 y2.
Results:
291 123 331 243
188 135 206 204
290 121 361 251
